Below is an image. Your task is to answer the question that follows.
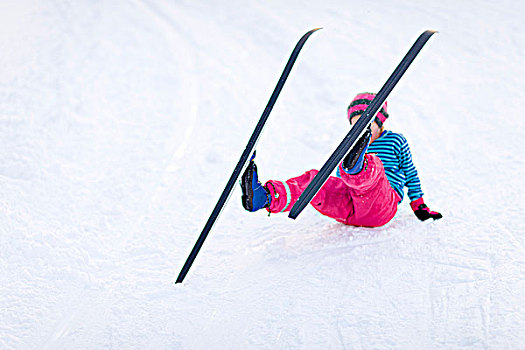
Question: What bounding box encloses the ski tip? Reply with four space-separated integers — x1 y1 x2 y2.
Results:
312 27 323 32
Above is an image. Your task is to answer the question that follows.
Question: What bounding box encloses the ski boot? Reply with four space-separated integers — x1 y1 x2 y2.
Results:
341 127 371 175
241 152 271 212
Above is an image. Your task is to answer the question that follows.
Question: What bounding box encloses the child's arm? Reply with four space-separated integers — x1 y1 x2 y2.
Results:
399 136 442 221
398 136 424 201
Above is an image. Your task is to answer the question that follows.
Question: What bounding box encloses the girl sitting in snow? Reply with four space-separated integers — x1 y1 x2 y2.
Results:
240 92 442 227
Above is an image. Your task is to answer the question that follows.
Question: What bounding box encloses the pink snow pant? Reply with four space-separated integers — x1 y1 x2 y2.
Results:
265 154 401 227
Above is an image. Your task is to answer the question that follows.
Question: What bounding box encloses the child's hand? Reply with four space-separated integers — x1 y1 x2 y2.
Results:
410 198 442 221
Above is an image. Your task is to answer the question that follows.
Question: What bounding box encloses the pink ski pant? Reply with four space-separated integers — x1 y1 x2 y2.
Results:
265 154 401 227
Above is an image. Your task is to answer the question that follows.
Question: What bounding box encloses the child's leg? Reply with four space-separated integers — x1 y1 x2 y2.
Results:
265 154 399 227
338 154 401 227
265 170 355 224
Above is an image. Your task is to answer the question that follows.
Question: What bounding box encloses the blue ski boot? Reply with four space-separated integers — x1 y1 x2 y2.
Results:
241 153 271 212
341 127 371 175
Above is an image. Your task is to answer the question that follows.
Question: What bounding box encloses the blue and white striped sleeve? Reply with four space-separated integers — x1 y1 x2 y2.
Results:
398 135 424 201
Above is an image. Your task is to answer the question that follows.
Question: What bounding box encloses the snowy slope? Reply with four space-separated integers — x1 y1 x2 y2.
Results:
1 0 524 349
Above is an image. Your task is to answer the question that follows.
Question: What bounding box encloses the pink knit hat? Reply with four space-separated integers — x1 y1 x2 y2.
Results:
347 92 389 127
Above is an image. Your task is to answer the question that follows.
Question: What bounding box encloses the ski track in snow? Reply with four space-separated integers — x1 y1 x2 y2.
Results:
1 0 525 349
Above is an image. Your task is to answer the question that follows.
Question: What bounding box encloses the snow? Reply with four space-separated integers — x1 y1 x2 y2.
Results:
1 0 524 348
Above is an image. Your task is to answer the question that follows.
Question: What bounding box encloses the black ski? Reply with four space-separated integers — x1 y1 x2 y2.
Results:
289 30 436 220
176 28 321 284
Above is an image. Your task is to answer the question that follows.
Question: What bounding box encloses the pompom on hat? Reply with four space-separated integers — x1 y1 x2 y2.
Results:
347 92 389 127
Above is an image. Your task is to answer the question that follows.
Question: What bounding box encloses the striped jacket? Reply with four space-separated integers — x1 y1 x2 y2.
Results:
367 130 423 203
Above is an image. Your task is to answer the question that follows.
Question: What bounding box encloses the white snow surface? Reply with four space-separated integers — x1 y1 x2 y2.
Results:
1 0 524 349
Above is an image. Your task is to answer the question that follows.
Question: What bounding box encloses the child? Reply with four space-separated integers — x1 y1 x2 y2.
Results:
240 92 442 227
